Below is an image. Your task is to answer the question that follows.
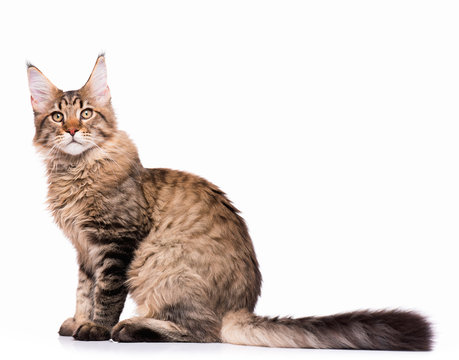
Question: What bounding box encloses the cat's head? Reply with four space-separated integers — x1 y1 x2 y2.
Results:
27 55 117 157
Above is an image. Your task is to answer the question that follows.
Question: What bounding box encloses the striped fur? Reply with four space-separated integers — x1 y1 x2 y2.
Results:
221 309 432 350
29 55 432 350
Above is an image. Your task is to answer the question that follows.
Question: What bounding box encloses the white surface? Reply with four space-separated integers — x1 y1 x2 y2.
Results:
0 0 458 359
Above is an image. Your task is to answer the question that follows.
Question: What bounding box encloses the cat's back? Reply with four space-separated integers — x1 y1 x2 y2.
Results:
141 167 248 244
142 168 240 224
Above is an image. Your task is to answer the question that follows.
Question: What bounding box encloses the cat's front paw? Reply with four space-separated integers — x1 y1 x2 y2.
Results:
73 321 110 341
59 317 77 336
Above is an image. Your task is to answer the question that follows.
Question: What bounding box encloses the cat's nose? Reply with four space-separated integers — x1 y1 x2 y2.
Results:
66 128 79 136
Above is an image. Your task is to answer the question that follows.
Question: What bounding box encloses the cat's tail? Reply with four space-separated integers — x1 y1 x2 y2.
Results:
220 309 433 351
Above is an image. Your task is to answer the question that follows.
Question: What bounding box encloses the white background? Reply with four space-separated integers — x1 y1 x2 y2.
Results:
0 0 457 359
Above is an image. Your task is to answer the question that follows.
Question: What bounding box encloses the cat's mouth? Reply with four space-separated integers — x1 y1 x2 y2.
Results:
61 138 92 155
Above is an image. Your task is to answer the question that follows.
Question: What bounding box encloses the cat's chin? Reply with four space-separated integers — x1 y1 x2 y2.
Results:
61 142 93 156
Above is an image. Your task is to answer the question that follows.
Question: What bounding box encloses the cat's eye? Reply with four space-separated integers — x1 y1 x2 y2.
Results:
81 109 93 120
51 112 64 122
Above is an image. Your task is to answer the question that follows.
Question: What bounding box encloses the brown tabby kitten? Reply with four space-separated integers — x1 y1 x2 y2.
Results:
27 55 432 350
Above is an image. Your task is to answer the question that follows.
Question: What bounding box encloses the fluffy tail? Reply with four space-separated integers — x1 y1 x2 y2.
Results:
221 309 433 351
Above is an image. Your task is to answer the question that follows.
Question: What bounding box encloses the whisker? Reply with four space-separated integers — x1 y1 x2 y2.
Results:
84 138 123 172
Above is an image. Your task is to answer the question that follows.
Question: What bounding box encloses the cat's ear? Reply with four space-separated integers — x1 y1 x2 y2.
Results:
83 55 111 104
27 65 59 113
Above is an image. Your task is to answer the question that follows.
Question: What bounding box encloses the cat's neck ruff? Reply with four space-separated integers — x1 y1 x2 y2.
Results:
44 130 140 178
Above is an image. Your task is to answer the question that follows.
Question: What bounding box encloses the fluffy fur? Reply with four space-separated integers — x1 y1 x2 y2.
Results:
28 55 432 350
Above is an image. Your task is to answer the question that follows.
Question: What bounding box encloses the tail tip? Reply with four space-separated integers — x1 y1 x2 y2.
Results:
375 309 434 351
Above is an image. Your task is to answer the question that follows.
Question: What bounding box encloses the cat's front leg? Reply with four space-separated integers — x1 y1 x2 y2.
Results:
72 249 129 341
59 267 98 337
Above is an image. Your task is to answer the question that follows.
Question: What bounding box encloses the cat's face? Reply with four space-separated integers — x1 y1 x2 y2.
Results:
28 55 116 157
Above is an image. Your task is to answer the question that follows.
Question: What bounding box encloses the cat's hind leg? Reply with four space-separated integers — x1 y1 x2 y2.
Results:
111 302 221 343
111 317 188 342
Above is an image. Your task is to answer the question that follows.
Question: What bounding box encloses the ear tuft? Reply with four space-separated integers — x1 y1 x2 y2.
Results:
84 55 110 104
27 66 59 113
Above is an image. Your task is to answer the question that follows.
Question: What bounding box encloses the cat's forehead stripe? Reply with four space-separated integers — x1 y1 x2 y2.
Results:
58 93 83 109
73 97 84 109
59 97 68 109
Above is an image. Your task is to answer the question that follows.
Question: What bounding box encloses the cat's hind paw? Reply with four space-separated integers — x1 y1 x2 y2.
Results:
111 318 164 342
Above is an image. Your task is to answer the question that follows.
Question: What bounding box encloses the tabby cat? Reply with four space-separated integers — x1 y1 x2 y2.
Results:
27 55 432 350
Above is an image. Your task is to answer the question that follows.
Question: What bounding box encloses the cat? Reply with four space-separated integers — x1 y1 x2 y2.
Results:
27 54 432 350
